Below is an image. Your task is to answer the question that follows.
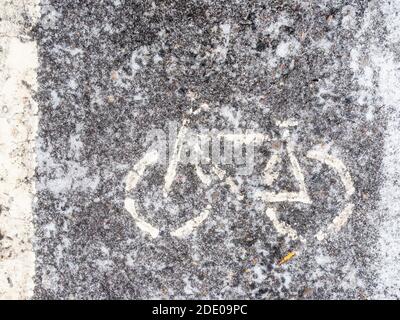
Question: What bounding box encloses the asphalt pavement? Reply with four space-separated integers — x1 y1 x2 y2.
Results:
1 0 400 299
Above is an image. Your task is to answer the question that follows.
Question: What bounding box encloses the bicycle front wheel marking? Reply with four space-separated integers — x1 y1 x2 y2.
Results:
264 148 355 243
306 148 355 241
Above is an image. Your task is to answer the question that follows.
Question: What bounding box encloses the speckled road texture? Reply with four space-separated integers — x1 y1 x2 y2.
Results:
2 0 400 299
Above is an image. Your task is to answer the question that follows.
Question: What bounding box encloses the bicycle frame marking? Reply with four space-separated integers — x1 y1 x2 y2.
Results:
164 119 189 197
263 142 311 204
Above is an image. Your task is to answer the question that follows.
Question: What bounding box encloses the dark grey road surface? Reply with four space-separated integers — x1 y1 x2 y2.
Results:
29 0 400 299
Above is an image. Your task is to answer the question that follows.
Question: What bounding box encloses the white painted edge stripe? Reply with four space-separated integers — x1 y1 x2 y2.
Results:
0 0 39 299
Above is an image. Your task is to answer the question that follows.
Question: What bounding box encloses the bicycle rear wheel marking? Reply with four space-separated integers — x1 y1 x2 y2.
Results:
125 198 160 238
170 206 211 238
125 149 160 238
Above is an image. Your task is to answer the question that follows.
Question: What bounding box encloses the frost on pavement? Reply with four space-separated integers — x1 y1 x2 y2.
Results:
371 0 400 299
0 0 39 299
345 0 400 299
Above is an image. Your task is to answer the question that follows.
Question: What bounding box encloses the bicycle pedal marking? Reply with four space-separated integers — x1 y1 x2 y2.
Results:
124 118 355 243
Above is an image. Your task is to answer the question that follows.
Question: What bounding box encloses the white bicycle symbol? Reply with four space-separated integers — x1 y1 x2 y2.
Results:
124 110 355 244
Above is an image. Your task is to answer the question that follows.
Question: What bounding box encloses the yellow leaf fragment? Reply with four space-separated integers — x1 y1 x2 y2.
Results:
278 251 296 266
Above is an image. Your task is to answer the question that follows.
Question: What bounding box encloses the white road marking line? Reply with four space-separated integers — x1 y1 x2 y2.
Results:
315 203 354 241
276 119 299 128
371 0 400 298
219 133 268 145
125 149 159 191
0 0 39 300
195 164 213 185
264 153 280 186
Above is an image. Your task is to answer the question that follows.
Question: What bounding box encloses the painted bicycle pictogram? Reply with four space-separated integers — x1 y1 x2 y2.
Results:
124 108 355 244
